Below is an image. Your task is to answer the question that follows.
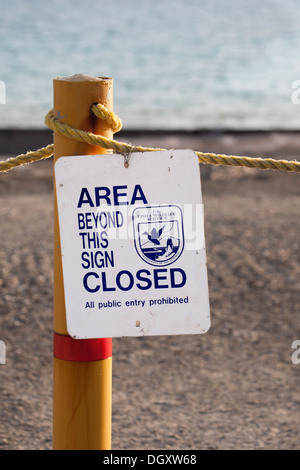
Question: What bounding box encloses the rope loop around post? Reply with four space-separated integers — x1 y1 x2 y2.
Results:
45 108 300 173
90 103 122 133
45 108 163 154
1 102 300 173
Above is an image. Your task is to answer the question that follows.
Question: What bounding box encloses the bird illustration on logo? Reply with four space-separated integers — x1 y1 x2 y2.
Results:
132 205 184 267
142 225 165 245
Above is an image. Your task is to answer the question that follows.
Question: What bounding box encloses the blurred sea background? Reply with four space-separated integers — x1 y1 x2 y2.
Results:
1 0 300 130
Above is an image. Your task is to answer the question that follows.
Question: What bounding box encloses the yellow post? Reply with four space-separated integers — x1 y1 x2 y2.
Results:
52 74 113 450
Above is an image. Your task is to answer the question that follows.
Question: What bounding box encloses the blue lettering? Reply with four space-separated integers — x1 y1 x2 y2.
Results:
101 272 116 292
116 270 134 291
136 269 152 290
78 213 85 229
82 268 187 293
113 185 129 205
154 269 168 289
77 185 148 208
83 272 100 293
131 184 148 205
95 187 111 206
77 188 94 208
170 268 186 288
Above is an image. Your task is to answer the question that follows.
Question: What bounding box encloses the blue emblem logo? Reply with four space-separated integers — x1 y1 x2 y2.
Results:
132 205 184 266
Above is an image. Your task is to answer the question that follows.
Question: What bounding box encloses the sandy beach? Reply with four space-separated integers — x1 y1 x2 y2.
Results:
0 130 300 450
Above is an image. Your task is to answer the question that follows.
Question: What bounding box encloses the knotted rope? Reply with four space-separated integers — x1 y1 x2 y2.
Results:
1 103 300 173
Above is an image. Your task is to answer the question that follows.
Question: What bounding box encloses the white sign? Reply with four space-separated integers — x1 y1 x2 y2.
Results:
54 150 210 339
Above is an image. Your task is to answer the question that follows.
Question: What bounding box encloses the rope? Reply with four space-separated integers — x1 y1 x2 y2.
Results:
1 105 300 173
45 109 162 154
45 110 300 173
0 144 53 173
91 103 122 133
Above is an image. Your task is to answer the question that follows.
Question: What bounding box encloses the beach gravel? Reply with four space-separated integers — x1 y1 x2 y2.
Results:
0 132 299 450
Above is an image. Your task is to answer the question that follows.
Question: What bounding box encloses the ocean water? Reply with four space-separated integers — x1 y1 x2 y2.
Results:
1 0 300 130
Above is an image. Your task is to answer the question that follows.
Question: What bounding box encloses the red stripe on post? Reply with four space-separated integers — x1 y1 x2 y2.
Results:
53 332 112 362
